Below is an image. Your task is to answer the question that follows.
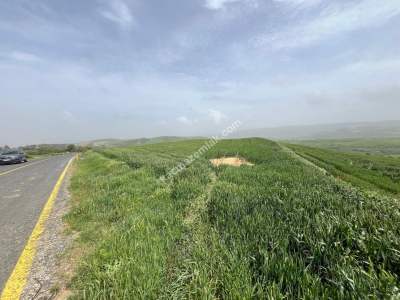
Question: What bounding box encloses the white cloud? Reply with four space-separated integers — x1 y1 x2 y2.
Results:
273 0 322 8
100 0 134 29
205 0 243 10
157 49 183 65
255 0 400 50
7 51 42 63
177 116 193 125
342 58 400 74
208 109 227 124
62 110 76 122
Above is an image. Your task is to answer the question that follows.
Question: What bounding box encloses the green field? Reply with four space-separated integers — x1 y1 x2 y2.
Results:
286 143 400 196
66 138 400 299
289 138 400 155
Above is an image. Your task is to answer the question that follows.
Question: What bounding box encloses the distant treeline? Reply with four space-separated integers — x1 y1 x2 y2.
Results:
22 144 90 156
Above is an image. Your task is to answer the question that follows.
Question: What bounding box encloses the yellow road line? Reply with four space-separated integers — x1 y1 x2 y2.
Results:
0 156 75 300
0 158 52 177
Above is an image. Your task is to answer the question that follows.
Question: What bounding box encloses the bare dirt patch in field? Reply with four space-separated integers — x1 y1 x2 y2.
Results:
210 157 254 167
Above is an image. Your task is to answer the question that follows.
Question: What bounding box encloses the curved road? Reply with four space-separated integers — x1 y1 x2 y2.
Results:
0 154 74 293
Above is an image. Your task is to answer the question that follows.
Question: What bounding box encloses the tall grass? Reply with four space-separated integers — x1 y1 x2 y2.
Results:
66 138 400 299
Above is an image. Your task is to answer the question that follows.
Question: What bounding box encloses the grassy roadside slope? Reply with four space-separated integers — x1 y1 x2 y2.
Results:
66 139 400 299
286 143 400 196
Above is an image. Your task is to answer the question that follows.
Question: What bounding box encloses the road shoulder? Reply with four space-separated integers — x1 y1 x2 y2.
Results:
20 159 76 300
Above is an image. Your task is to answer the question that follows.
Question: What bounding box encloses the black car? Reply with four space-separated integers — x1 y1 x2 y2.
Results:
0 150 28 165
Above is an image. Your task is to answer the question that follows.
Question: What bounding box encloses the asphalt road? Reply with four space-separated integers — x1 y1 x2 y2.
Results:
0 154 74 293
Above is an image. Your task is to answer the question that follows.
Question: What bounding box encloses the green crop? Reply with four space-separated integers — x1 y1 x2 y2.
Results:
287 143 400 195
66 138 400 299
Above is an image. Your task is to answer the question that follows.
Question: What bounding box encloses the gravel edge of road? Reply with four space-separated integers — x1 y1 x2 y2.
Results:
21 159 76 300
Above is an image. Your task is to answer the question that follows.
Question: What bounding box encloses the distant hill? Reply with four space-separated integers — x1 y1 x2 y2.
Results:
81 136 203 148
234 120 400 140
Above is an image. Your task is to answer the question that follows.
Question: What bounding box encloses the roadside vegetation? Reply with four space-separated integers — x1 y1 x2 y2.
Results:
66 138 400 299
287 143 400 196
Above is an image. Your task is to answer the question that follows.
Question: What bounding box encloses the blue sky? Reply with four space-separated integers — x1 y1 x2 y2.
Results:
1 0 400 145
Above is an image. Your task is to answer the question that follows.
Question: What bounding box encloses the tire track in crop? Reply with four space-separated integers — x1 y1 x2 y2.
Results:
184 169 217 227
291 148 399 196
278 143 328 175
279 143 364 193
166 169 217 297
279 143 397 199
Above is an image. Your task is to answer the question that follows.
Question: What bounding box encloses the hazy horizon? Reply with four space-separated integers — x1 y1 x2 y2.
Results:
2 119 400 148
1 0 400 145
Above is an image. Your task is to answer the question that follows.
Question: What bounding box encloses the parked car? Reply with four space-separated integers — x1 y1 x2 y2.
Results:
0 150 28 165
